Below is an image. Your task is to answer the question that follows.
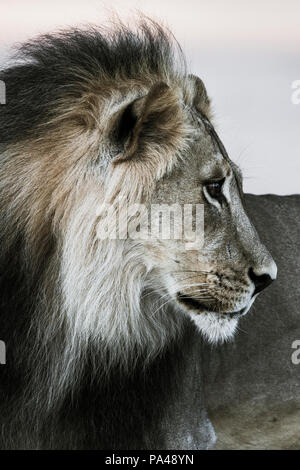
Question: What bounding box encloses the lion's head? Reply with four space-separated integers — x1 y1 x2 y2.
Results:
0 21 276 381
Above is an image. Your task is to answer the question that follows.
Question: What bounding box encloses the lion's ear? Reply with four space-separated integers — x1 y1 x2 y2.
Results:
186 74 211 117
112 82 183 164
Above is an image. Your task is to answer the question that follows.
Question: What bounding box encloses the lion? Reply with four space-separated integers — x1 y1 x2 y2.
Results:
0 20 277 449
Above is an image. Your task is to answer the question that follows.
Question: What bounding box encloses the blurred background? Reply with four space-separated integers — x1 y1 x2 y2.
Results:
0 0 299 194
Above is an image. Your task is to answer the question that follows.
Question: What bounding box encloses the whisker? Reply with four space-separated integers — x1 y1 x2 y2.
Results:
236 325 248 335
150 298 175 318
169 274 210 285
178 283 210 289
170 270 212 275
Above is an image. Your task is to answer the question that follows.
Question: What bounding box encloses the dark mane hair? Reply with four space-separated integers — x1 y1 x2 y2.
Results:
0 20 196 450
0 20 184 146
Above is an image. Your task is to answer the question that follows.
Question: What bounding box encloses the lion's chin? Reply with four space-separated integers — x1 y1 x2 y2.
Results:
188 311 239 344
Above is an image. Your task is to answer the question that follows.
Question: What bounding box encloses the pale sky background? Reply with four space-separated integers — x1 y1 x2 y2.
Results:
0 0 299 194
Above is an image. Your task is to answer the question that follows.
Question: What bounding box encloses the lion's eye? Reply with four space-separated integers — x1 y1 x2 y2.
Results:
204 179 225 199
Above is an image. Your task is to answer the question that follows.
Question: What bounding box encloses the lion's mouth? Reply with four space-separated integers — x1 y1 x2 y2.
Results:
176 292 247 318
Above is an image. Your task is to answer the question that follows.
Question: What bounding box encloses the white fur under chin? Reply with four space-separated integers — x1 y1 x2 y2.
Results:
189 311 239 344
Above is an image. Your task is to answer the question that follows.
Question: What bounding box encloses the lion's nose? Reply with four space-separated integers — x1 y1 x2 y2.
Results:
248 263 276 296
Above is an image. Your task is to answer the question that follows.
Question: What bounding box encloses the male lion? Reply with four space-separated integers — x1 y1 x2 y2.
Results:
0 21 277 449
